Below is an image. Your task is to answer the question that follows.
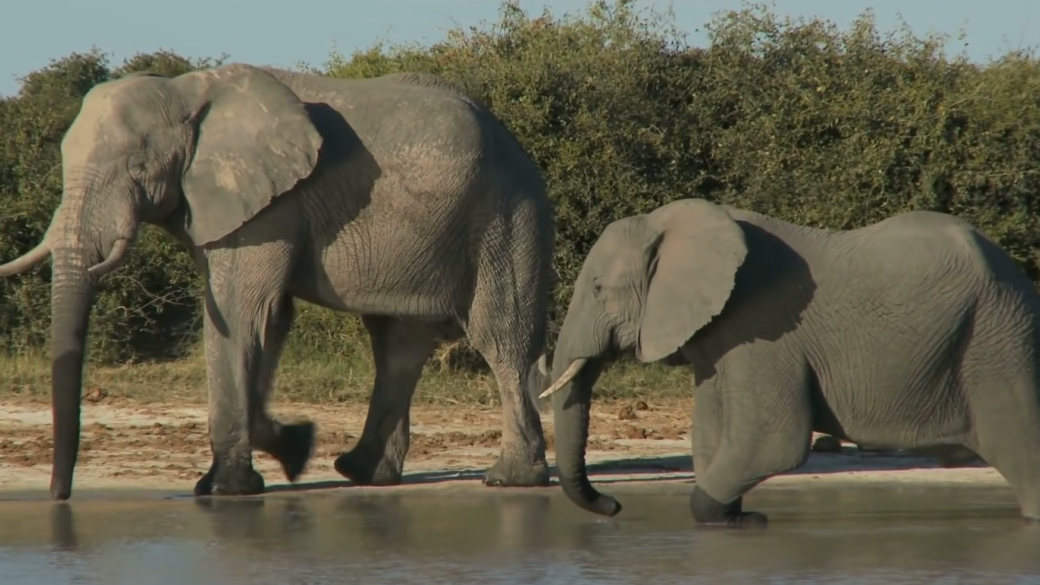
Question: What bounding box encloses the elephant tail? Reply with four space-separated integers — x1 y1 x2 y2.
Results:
525 352 551 414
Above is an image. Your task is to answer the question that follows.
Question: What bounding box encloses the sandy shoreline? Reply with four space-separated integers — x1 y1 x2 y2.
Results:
0 397 1009 495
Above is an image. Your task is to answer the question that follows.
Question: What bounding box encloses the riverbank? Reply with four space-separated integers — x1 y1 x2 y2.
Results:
0 395 1007 494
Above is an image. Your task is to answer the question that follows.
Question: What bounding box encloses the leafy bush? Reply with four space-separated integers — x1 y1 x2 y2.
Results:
3 1 1040 368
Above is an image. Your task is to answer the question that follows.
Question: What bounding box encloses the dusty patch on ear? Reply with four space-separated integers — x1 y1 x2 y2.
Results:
636 199 748 363
177 64 323 245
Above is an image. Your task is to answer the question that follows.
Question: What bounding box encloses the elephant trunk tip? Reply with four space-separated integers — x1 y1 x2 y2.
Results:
595 495 623 517
562 481 623 518
50 478 72 502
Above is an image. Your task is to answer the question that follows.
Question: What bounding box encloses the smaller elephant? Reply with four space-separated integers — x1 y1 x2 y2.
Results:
542 198 1040 527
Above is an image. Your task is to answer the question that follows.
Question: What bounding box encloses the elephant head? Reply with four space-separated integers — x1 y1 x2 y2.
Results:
541 198 748 516
0 63 323 500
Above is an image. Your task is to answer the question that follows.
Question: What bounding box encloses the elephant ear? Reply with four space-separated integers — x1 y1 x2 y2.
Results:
636 199 748 363
174 63 323 245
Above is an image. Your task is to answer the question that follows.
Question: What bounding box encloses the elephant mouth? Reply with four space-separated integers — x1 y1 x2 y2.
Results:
541 331 625 399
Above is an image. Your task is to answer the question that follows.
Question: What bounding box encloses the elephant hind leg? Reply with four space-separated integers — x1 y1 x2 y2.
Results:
691 357 814 527
965 379 1040 521
462 200 551 488
333 315 439 486
465 286 550 488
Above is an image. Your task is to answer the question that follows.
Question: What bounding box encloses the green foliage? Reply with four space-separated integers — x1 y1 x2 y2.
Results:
3 1 1040 369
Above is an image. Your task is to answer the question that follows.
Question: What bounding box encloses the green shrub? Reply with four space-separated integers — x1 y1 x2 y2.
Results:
2 1 1040 370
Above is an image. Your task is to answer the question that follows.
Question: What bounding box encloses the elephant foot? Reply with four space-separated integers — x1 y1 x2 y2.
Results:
689 486 768 529
483 456 551 488
194 462 265 497
271 421 316 482
333 448 403 486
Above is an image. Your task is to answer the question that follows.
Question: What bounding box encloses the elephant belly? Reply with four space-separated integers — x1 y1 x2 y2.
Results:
808 300 978 449
291 234 466 319
815 368 971 450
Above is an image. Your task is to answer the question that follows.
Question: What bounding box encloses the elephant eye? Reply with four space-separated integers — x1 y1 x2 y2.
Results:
125 152 148 179
592 282 603 296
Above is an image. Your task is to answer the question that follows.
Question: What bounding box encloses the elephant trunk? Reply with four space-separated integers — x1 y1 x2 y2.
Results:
44 189 136 501
549 311 621 517
48 249 95 501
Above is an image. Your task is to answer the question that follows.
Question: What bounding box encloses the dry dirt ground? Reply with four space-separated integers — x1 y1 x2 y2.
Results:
0 395 1010 493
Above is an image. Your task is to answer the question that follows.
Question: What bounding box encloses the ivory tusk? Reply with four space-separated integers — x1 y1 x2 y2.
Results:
0 239 51 277
539 358 588 399
88 239 130 278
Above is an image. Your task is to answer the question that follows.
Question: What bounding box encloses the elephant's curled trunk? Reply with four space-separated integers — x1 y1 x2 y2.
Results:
48 249 95 501
550 358 622 517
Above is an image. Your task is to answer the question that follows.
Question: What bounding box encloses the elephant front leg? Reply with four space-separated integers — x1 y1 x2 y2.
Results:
690 381 766 528
691 380 723 478
244 296 315 484
193 304 265 497
689 362 813 528
193 250 313 496
334 316 438 486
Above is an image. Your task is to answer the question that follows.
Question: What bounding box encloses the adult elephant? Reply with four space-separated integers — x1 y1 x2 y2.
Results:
540 198 1040 527
0 63 554 500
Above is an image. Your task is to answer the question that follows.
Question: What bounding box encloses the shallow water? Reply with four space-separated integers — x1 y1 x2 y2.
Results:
1 484 1039 584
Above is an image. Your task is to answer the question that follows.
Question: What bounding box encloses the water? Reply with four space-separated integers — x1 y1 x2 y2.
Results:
1 484 1039 584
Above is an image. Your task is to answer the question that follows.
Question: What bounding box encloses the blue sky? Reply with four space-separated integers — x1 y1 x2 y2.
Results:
1 0 1036 97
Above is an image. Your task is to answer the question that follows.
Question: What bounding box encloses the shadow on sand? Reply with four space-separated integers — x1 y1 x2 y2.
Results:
261 446 989 494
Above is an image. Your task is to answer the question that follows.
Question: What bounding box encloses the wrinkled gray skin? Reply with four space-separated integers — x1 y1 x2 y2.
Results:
0 63 554 500
548 198 1040 527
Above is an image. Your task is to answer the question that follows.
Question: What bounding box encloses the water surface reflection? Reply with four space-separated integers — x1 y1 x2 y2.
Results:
0 485 1037 584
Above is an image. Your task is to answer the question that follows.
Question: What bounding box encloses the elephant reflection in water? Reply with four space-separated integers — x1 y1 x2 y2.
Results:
49 504 77 551
45 495 1040 578
188 493 559 558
